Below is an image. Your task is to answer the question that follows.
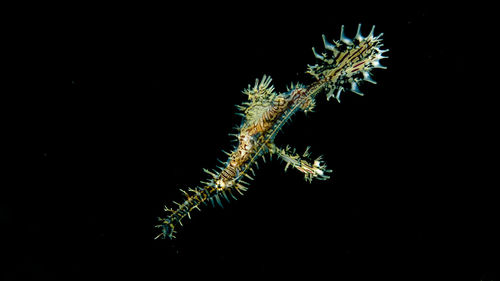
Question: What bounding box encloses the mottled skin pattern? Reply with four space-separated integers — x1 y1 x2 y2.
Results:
216 88 311 190
156 24 388 239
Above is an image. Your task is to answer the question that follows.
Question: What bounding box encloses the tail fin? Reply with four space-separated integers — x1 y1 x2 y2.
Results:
307 24 389 102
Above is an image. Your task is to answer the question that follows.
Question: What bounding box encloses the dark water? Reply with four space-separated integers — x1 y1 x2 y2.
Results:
3 3 496 281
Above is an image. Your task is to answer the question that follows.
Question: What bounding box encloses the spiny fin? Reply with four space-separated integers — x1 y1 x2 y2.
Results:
241 74 275 102
308 24 388 102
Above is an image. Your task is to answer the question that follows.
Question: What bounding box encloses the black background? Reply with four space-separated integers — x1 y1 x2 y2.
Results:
2 3 497 281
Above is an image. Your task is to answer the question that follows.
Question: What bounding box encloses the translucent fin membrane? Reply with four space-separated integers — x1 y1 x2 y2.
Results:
307 24 389 103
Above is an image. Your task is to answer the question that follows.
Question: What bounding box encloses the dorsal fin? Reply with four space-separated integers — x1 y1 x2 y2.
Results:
241 74 275 102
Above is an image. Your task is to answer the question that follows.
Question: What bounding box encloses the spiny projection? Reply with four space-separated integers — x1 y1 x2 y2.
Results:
156 24 388 239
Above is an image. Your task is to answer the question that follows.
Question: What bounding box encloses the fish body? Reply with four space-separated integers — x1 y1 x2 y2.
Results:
156 24 388 239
